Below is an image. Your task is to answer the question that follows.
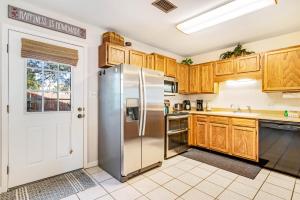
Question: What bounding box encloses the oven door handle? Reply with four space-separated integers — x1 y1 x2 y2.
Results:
167 128 188 135
168 115 189 120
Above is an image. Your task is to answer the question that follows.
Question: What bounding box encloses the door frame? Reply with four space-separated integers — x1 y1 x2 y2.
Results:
0 24 89 193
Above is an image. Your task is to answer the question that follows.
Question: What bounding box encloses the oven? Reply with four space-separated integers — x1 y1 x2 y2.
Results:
165 113 189 159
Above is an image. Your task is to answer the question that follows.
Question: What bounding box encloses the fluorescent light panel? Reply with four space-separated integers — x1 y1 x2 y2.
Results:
177 0 276 34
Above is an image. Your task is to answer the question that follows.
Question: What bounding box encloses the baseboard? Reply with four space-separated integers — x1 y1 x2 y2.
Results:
86 160 98 168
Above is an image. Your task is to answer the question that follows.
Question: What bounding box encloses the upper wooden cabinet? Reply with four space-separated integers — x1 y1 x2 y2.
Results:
215 59 234 76
189 65 201 94
236 54 260 74
129 50 146 68
152 53 166 73
99 43 128 68
263 46 300 92
177 63 189 94
146 54 155 70
200 62 218 93
165 58 177 77
214 54 262 82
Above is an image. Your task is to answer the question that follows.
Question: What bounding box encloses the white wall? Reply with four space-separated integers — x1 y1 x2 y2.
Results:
188 31 300 111
0 0 183 170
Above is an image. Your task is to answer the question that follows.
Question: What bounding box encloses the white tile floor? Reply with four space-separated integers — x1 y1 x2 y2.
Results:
64 155 300 200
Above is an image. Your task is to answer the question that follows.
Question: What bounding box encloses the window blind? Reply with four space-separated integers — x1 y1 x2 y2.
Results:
21 38 79 66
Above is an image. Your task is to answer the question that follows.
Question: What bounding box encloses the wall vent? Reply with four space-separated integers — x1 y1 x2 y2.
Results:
152 0 177 13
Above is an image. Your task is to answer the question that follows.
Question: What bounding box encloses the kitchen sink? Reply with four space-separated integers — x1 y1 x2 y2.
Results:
212 111 259 117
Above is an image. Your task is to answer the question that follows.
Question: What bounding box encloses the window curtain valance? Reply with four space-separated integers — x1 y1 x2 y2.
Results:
21 38 79 66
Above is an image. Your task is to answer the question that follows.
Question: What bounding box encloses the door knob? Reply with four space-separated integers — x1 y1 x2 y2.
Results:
78 107 84 112
77 114 85 118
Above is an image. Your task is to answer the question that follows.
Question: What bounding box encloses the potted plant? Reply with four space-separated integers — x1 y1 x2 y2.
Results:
220 43 254 60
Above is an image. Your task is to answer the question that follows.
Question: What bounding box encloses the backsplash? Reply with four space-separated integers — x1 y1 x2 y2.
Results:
189 80 300 111
165 80 300 111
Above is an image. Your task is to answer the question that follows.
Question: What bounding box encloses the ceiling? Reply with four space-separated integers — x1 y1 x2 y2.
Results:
21 0 300 57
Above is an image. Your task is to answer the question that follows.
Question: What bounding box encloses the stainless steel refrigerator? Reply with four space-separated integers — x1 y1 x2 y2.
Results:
98 64 165 182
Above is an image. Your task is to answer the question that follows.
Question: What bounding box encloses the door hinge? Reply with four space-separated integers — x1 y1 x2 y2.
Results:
6 105 9 113
7 166 9 175
7 44 9 53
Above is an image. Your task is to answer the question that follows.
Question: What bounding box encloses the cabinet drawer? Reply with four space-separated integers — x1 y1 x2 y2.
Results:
232 118 256 128
195 115 208 122
209 116 229 124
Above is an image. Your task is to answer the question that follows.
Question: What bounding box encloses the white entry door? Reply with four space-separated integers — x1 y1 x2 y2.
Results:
8 30 85 188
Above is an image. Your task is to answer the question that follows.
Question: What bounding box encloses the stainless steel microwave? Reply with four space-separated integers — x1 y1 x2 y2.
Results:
164 77 178 96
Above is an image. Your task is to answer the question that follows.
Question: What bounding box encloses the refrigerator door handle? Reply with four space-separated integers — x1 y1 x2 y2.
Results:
141 71 147 136
138 71 144 137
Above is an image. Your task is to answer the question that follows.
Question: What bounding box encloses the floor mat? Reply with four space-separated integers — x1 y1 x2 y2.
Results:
0 169 96 200
182 148 261 179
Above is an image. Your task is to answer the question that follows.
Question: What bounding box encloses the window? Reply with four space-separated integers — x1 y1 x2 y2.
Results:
26 59 72 112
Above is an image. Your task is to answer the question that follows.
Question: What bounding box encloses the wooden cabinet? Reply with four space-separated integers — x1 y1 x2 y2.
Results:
232 126 257 161
99 43 128 68
193 116 209 148
215 59 234 76
201 62 217 93
188 115 197 145
129 50 146 68
165 58 177 77
214 55 261 82
209 123 230 153
189 114 259 162
189 65 201 94
177 63 189 94
236 54 260 73
146 54 155 70
153 54 166 73
263 46 300 92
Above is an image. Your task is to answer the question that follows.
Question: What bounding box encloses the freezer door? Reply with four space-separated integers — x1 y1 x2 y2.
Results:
141 68 164 168
122 65 142 176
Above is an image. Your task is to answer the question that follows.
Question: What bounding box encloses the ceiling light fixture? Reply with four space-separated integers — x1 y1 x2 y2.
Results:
177 0 277 34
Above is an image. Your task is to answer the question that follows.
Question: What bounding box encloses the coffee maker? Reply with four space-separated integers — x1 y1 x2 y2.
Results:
196 100 204 111
183 100 191 110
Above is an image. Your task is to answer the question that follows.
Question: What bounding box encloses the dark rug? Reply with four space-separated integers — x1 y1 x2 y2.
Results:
182 148 261 179
0 169 96 200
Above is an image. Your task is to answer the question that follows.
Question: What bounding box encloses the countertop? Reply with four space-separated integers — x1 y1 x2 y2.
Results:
186 110 300 123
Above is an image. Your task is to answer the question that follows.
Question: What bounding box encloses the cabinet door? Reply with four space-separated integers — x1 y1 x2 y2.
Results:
194 120 209 148
236 54 260 73
107 43 128 65
146 54 155 70
188 115 196 145
189 65 201 94
166 58 177 78
177 64 189 94
201 63 215 93
154 54 166 73
232 126 257 161
209 123 229 153
215 59 234 76
129 50 146 67
263 47 300 92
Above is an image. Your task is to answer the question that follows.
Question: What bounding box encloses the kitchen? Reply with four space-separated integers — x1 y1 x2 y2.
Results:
1 0 300 200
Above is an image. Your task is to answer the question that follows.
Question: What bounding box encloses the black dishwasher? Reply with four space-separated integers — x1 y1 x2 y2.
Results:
259 120 300 177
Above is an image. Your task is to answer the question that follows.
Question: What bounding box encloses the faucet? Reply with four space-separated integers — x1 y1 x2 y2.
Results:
247 106 252 113
230 104 241 113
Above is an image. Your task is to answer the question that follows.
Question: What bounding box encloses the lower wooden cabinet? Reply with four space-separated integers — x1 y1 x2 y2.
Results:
209 123 229 153
192 116 209 148
232 126 258 161
189 115 259 162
